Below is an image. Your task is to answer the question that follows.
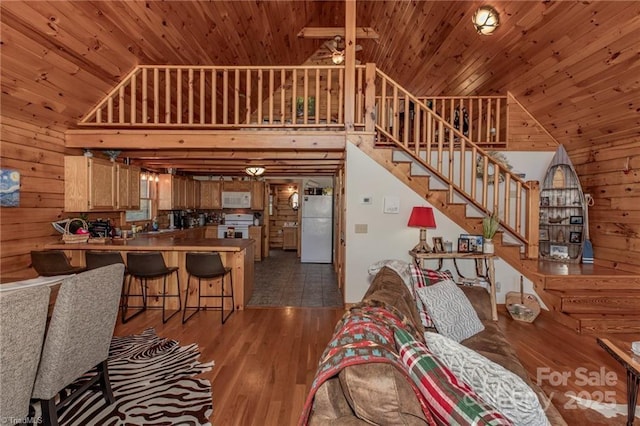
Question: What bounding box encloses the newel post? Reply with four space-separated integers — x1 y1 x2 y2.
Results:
526 180 540 259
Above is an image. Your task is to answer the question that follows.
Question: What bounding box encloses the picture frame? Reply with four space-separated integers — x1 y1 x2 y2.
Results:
539 228 549 241
569 231 582 244
549 244 569 260
432 236 445 253
457 238 470 253
569 215 584 225
460 234 483 253
540 196 550 207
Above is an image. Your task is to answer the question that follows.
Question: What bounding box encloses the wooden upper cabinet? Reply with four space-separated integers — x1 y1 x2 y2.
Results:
251 181 265 210
158 174 182 210
64 156 116 212
222 180 251 192
185 178 199 209
200 181 222 209
115 164 141 210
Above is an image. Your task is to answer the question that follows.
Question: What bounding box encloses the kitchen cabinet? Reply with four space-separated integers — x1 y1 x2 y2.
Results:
283 226 297 251
115 164 140 210
64 156 116 212
185 178 199 209
249 226 262 261
251 181 265 210
205 225 218 239
200 181 222 209
222 180 251 192
158 174 185 210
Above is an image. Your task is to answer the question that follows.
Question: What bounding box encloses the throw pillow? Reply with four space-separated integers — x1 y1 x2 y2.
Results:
416 280 484 342
425 332 550 426
394 328 512 426
422 268 454 285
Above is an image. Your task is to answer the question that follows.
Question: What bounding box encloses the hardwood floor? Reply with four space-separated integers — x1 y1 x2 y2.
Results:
114 305 638 425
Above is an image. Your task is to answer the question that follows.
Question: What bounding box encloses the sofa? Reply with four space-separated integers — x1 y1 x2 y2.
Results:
300 265 566 425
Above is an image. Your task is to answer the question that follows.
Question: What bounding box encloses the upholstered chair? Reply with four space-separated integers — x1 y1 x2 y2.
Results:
0 286 50 425
30 264 125 425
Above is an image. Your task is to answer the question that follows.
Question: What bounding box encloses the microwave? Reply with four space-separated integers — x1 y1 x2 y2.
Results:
221 191 251 208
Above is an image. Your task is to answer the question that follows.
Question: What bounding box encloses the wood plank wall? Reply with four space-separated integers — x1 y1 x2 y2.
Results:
571 140 640 274
506 93 558 151
269 184 299 249
0 118 80 279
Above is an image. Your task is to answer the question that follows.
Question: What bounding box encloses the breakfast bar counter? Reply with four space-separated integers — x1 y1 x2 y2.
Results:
46 237 254 311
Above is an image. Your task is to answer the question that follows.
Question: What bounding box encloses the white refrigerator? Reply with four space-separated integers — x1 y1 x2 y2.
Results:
301 195 333 263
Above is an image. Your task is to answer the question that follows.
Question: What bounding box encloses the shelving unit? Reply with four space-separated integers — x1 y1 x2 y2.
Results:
539 149 586 263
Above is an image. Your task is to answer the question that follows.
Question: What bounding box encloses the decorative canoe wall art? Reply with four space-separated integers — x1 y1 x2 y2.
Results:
0 169 20 207
538 145 586 263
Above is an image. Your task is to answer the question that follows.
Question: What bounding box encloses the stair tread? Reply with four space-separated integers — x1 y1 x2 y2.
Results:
547 289 640 296
568 313 640 319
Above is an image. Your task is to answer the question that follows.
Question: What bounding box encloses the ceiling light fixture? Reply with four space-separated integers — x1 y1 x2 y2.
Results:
331 51 345 65
245 166 265 177
473 6 500 35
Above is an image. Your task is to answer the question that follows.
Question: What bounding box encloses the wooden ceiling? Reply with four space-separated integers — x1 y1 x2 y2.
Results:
1 1 638 176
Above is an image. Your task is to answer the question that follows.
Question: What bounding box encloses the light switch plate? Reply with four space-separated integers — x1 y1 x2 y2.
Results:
354 224 368 234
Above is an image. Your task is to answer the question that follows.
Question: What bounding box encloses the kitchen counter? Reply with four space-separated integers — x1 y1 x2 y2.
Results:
46 237 254 310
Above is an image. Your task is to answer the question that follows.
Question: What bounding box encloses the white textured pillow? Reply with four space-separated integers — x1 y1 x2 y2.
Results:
425 332 550 426
416 280 484 342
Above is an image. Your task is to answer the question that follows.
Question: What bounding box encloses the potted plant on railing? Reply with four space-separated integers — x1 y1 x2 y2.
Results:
482 211 500 254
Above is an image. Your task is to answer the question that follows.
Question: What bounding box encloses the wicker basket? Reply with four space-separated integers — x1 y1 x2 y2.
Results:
505 277 541 323
62 218 90 244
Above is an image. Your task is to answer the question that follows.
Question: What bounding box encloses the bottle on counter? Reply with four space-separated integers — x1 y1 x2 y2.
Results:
152 217 159 231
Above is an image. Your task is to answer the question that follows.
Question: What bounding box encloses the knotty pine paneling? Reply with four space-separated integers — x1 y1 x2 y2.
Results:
506 94 557 151
269 184 299 249
568 137 640 274
0 118 81 279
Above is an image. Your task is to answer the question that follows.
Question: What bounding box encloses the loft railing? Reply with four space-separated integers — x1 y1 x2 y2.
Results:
373 68 539 256
80 65 350 128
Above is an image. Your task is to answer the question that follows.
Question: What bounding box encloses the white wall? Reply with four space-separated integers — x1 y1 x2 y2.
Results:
344 142 549 307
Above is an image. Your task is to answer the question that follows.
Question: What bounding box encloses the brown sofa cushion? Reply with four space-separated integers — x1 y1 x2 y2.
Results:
339 364 429 425
363 266 425 338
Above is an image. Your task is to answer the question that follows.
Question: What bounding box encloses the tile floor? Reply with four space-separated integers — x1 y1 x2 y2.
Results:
248 249 343 308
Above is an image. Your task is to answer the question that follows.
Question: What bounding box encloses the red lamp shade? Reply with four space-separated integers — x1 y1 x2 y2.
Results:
407 207 436 228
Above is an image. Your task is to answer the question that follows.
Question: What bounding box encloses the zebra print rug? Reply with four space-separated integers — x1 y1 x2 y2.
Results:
39 328 214 425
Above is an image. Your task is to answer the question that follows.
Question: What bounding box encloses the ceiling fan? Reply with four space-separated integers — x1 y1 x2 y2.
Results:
319 36 362 65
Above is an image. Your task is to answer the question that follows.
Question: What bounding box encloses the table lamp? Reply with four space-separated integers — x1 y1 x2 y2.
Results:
408 206 436 253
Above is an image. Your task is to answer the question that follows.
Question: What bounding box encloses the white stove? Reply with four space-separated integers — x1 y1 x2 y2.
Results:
218 214 253 239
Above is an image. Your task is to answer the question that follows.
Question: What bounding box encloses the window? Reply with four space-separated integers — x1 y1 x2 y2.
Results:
125 176 153 222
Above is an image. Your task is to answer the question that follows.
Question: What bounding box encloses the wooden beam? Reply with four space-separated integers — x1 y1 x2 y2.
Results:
65 130 346 150
297 27 379 40
121 150 345 160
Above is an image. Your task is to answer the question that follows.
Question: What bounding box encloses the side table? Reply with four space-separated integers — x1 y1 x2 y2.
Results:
410 251 497 321
596 338 640 426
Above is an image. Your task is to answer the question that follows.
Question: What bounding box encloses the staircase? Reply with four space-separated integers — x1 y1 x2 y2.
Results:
358 68 640 334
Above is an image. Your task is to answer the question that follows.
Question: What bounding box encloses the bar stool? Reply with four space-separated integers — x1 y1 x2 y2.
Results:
30 250 86 276
183 252 234 324
125 252 181 324
86 251 128 313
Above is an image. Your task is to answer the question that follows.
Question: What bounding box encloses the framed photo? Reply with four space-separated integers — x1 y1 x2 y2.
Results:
458 238 470 253
432 236 445 253
569 231 582 244
539 228 549 241
549 244 569 260
460 234 483 253
540 196 550 207
570 215 584 225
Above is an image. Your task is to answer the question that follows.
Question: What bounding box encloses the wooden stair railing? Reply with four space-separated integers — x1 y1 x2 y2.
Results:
372 68 540 259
